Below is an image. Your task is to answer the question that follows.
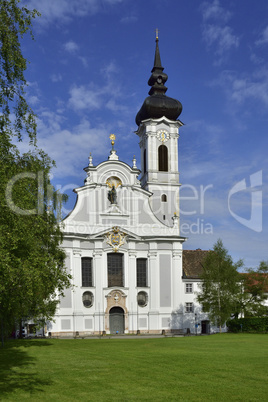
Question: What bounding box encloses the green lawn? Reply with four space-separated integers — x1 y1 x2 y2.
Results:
0 334 267 401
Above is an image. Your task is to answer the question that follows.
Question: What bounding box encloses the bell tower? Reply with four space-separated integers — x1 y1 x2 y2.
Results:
135 35 184 228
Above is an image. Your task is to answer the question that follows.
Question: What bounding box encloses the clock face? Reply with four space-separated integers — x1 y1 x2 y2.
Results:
156 129 170 143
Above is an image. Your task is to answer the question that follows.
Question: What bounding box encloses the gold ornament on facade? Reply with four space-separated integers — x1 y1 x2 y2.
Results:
109 133 116 142
106 176 122 189
109 134 116 149
105 226 127 252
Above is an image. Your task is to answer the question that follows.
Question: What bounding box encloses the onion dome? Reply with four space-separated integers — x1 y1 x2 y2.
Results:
135 37 182 126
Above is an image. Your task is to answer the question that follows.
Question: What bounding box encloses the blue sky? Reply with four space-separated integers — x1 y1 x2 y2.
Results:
20 0 268 269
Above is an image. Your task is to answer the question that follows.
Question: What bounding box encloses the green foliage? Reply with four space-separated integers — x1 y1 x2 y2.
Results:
0 1 71 343
227 317 268 333
0 0 40 142
232 261 268 319
0 146 72 339
197 239 243 331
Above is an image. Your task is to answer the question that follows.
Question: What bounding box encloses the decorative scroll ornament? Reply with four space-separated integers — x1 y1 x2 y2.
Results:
105 226 127 252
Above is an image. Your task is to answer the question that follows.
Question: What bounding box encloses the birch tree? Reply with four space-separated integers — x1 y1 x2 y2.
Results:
0 0 71 345
197 239 243 332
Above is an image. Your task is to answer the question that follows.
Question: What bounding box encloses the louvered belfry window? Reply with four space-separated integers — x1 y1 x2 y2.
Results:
108 253 124 287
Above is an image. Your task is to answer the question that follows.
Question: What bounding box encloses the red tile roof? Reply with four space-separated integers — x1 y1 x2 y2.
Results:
240 273 268 293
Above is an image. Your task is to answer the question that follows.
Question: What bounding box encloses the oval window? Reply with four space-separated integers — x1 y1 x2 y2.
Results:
82 291 94 308
137 291 148 307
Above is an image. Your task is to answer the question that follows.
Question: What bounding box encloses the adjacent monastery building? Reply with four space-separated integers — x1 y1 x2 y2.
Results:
47 37 224 337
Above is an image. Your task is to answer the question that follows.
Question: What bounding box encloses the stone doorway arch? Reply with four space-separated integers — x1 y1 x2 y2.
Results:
105 289 128 333
109 307 125 334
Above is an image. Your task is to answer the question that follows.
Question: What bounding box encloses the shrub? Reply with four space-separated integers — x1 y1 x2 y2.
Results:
227 317 268 333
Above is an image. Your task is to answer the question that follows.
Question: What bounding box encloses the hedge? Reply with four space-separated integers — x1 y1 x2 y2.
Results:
227 317 268 333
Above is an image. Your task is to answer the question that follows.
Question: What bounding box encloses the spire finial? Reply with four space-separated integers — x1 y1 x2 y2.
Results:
88 152 93 166
155 28 159 40
108 134 119 161
109 134 116 151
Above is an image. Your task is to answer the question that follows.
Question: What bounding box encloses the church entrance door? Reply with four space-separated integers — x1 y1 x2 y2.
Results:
109 307 124 334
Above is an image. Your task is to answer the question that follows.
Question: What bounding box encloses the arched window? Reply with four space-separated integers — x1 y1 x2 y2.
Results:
82 257 93 287
158 145 168 171
161 194 167 202
82 291 94 308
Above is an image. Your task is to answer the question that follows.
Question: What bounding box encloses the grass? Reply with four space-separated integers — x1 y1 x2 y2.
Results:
0 334 267 401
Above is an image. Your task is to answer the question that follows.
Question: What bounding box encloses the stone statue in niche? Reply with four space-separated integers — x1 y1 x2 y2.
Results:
108 185 117 204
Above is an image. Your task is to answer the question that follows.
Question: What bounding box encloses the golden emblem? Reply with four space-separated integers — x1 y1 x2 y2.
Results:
105 227 127 252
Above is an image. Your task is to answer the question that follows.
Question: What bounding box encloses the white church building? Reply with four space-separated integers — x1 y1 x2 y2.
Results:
47 37 221 337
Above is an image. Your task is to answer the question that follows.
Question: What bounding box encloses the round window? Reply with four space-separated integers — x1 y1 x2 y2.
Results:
137 291 148 307
82 291 94 308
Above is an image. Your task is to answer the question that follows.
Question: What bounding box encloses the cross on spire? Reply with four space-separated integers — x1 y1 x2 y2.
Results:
155 28 159 40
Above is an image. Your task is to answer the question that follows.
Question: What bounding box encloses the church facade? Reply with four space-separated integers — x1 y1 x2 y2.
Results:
47 38 222 337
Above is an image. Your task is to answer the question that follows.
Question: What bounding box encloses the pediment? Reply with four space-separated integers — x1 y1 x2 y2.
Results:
90 226 142 241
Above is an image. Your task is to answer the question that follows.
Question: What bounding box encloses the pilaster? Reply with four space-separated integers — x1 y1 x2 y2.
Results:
148 249 158 310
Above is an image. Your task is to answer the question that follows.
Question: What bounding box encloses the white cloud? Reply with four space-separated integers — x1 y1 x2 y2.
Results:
200 0 239 65
106 99 128 113
68 84 103 111
62 41 88 67
68 61 125 113
64 40 79 54
201 0 231 23
213 69 268 108
78 56 88 68
204 25 239 54
101 61 119 79
50 73 63 82
29 110 110 178
256 25 268 46
23 0 124 25
120 15 138 24
26 81 42 106
250 52 263 65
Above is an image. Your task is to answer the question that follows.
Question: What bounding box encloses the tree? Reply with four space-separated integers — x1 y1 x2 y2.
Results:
237 261 268 318
0 1 71 345
197 239 243 332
